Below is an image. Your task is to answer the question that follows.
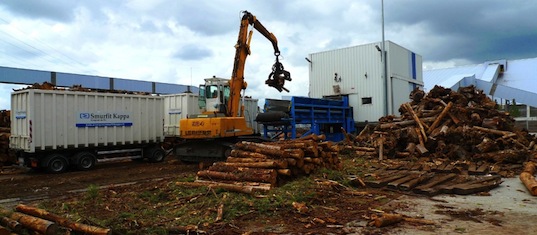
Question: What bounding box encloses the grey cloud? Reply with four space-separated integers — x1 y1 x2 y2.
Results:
173 44 213 60
0 0 78 22
384 0 537 62
139 1 237 36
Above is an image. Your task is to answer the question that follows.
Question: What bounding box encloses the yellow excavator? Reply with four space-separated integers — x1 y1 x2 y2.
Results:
175 10 292 161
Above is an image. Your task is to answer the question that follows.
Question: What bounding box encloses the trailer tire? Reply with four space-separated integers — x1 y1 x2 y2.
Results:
45 154 69 173
146 147 166 163
74 152 97 170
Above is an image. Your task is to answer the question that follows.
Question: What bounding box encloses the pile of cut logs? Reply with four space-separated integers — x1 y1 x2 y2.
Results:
351 85 537 165
0 204 110 235
16 82 151 95
188 136 341 193
345 85 537 195
0 110 13 165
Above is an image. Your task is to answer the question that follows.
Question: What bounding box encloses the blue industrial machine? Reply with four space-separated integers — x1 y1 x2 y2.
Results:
256 96 354 142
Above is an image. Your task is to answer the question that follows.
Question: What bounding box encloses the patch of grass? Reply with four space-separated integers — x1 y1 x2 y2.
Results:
119 211 136 219
175 175 196 182
340 155 368 174
143 227 168 235
275 176 317 203
139 190 170 204
85 184 100 201
454 227 467 233
79 184 103 206
220 194 253 220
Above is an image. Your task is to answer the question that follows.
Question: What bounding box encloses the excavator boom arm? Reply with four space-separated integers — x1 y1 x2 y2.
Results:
227 11 291 117
248 14 280 56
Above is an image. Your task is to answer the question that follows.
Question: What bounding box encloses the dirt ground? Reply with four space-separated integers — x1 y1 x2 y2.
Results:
0 158 199 202
1 156 536 234
0 157 400 234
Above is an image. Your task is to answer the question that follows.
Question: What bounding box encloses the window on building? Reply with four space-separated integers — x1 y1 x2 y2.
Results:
362 97 372 104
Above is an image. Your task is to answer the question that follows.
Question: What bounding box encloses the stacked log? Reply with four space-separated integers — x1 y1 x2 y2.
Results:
195 137 341 191
0 110 14 165
520 161 537 196
15 82 151 95
352 85 537 165
0 204 111 235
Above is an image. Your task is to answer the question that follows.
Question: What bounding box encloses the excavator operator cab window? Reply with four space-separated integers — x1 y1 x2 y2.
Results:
198 85 206 109
223 85 230 105
206 85 220 99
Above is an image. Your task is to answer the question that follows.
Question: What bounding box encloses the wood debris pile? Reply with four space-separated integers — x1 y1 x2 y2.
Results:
0 204 111 235
0 110 14 165
15 82 151 95
190 135 341 193
350 85 536 170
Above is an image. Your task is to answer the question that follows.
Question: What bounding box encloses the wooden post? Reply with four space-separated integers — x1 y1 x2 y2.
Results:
427 102 452 134
520 162 537 196
378 134 384 161
404 103 427 142
472 126 514 136
373 213 403 227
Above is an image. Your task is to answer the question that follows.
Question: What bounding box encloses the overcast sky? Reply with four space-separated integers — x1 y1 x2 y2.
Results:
1 0 536 109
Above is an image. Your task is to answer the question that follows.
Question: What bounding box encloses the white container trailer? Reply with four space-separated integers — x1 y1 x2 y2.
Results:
10 89 165 173
308 40 423 125
163 93 200 136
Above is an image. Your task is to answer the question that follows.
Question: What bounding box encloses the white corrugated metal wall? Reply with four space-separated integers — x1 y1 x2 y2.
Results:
309 41 423 123
163 93 200 136
387 42 423 114
309 42 385 122
10 89 164 152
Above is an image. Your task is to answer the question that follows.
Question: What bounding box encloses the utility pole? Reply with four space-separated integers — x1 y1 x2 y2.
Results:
381 0 388 116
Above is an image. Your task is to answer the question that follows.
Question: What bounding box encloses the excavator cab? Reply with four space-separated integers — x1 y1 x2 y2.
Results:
197 77 230 115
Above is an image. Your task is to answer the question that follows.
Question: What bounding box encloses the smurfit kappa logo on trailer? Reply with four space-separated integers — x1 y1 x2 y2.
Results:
76 111 133 127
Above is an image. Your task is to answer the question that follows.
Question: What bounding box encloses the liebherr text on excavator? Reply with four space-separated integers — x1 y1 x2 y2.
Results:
174 10 292 161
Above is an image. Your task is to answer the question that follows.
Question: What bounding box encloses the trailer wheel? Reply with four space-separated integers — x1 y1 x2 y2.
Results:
146 147 166 163
45 154 69 173
74 152 97 170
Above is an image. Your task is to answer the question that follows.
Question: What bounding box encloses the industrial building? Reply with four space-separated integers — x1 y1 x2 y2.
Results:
423 57 537 132
307 40 423 125
0 66 198 94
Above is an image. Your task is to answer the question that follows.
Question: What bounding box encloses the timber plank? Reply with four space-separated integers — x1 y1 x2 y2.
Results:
413 173 457 195
399 172 435 191
468 162 478 174
365 171 409 188
442 162 455 173
475 162 490 175
440 175 502 195
410 163 422 171
433 162 449 172
387 173 420 190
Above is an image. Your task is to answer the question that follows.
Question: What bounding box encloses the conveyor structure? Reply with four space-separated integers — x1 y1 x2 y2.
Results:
256 96 354 142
